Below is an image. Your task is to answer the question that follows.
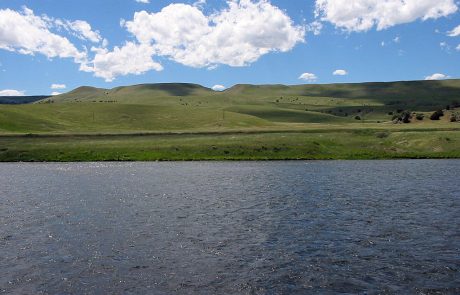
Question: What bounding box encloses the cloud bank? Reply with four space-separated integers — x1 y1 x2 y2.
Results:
124 0 305 68
425 73 450 80
0 7 86 62
315 0 458 32
0 89 25 96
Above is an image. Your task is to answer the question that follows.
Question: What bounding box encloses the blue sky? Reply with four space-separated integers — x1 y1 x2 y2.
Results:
0 0 459 95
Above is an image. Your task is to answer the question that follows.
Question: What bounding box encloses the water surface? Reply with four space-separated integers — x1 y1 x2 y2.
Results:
1 160 459 294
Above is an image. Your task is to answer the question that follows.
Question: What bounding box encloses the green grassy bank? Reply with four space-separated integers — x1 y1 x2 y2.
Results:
1 130 459 161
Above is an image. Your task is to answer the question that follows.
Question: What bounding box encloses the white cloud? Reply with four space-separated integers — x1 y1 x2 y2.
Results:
448 25 460 37
299 72 317 82
82 42 163 82
0 89 25 96
64 20 102 43
51 83 66 89
0 7 86 62
307 21 323 36
124 0 305 68
333 69 348 76
393 36 400 43
440 41 451 52
212 84 226 91
51 91 61 96
315 0 458 32
136 0 150 3
457 44 460 51
194 0 207 8
424 73 450 80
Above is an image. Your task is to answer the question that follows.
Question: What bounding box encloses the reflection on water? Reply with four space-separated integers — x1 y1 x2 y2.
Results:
0 160 459 294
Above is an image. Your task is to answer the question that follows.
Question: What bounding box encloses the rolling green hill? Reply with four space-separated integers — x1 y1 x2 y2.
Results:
1 80 459 161
33 79 460 127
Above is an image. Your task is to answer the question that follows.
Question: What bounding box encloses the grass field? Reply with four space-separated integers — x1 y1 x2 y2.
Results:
1 80 459 161
1 130 459 161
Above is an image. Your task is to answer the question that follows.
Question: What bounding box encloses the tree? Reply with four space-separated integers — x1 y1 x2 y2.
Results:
430 110 444 120
392 110 412 123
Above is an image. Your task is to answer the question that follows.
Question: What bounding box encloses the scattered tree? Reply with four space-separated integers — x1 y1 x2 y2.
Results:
430 110 444 120
392 110 412 123
450 112 460 122
416 113 425 121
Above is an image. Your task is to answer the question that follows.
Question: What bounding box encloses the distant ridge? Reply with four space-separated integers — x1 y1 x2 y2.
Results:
225 79 460 100
37 79 460 109
0 96 50 105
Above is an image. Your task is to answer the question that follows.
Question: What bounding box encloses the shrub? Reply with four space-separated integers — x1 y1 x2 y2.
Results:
376 132 390 138
355 116 361 120
430 110 444 120
392 110 412 123
416 113 425 121
401 111 412 123
450 112 460 122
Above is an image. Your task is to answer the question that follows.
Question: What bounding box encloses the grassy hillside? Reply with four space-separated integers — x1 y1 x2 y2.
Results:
34 80 460 126
1 80 459 160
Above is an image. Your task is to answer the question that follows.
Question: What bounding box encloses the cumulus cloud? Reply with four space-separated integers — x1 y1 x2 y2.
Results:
62 20 102 43
0 2 305 82
82 42 163 82
457 44 460 51
136 0 150 3
51 83 66 89
307 21 323 36
0 89 25 96
194 0 207 8
448 25 460 37
425 73 450 80
212 84 226 91
299 72 317 82
0 7 86 62
333 69 348 76
51 91 61 96
124 0 305 68
315 0 458 32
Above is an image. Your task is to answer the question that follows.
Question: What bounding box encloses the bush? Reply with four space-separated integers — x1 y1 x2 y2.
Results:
376 131 390 138
401 111 412 123
450 112 460 122
430 110 444 120
355 116 361 120
392 110 412 123
416 113 425 121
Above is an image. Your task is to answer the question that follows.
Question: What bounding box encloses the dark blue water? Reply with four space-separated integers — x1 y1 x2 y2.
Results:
1 160 459 294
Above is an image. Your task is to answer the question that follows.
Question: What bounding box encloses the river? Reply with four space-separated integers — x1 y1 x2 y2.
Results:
1 160 459 294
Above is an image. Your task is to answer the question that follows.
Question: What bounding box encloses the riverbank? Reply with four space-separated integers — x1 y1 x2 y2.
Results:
1 130 459 161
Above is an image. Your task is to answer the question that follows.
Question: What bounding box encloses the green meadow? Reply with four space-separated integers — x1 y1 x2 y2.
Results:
1 80 459 161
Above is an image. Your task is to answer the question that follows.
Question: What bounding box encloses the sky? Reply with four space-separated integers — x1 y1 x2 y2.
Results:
0 0 459 95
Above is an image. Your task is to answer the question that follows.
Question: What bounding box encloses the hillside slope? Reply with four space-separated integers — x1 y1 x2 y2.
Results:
0 79 456 134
